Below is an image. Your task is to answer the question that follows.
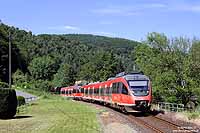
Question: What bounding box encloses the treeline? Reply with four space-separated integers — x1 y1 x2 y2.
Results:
0 23 138 91
0 23 199 106
135 32 200 106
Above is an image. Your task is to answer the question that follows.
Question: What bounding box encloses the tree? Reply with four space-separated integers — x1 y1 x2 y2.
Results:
28 56 57 80
52 64 76 87
135 32 200 105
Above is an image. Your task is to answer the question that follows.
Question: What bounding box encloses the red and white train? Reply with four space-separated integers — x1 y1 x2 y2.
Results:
60 72 152 112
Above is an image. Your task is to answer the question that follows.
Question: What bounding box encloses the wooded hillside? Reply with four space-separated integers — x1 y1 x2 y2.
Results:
0 23 200 106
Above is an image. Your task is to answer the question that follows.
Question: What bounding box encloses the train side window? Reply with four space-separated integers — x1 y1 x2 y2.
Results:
92 87 94 95
101 87 104 96
105 87 107 95
110 84 112 94
96 88 99 95
112 83 116 93
89 88 91 95
80 88 83 93
118 82 123 94
116 83 119 93
87 89 89 95
121 83 128 95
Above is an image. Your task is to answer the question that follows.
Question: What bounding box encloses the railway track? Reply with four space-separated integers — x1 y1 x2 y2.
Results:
127 114 165 133
132 115 180 133
98 105 181 133
77 101 197 133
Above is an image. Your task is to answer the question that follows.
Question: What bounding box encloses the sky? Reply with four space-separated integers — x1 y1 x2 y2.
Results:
0 0 200 41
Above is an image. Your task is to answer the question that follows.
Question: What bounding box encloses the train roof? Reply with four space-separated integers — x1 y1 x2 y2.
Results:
108 72 149 81
82 72 150 88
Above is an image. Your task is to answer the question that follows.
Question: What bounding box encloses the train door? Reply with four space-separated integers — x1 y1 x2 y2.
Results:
92 87 94 99
101 85 105 102
117 82 122 103
121 83 130 104
84 87 86 99
104 84 108 102
99 86 102 101
109 83 112 103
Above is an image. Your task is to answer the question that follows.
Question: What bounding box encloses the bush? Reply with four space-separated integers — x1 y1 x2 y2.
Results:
0 88 18 119
0 82 8 88
17 96 26 106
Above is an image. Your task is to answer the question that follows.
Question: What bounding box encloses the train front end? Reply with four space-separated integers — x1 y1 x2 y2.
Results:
124 73 152 112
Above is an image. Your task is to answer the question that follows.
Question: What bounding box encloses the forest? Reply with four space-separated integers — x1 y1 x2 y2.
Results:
0 23 199 106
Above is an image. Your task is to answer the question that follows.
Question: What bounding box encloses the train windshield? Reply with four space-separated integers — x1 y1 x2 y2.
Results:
128 80 149 96
128 80 148 90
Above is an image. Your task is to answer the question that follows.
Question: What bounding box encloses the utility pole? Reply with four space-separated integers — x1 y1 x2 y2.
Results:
9 31 11 89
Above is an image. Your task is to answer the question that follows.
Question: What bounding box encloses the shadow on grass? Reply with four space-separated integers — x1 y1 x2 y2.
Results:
0 115 32 120
13 115 32 119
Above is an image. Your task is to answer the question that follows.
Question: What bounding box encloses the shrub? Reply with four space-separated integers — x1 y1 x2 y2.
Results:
0 88 18 119
0 82 8 88
17 96 26 106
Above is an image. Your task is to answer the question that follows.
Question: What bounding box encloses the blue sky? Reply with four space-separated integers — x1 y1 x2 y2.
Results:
0 0 199 41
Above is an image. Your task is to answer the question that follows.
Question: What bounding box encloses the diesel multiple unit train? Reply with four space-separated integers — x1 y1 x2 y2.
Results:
59 72 152 112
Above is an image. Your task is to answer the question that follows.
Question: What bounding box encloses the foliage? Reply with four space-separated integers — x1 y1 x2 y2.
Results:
0 23 26 83
28 56 58 80
78 51 124 81
1 22 200 107
17 96 26 106
0 88 17 119
135 32 200 105
0 82 8 88
0 22 139 91
52 63 76 87
13 69 28 87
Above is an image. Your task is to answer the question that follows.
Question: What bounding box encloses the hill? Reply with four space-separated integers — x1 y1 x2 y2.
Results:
0 23 139 87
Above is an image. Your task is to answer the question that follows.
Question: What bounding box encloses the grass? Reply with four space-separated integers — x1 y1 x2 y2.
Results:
0 95 100 133
185 106 200 120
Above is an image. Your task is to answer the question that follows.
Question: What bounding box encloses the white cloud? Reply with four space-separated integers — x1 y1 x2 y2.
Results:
64 25 79 30
91 1 200 16
144 3 167 8
92 31 116 37
91 3 168 16
91 6 140 16
177 5 200 12
48 25 80 31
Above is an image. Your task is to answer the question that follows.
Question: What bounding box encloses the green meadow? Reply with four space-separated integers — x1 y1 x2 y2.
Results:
0 95 100 133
